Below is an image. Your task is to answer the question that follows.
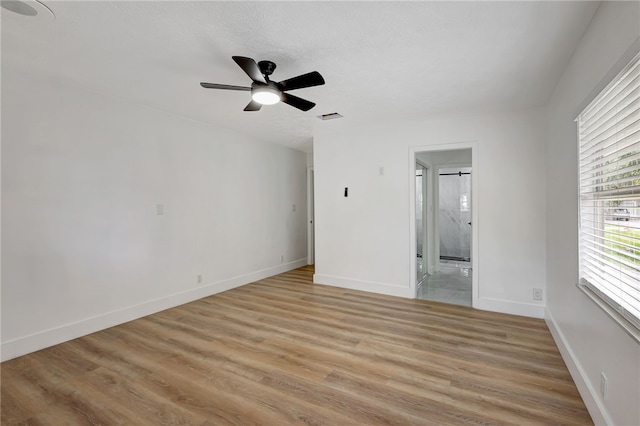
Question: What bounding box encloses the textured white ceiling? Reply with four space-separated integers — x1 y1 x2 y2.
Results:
2 1 600 152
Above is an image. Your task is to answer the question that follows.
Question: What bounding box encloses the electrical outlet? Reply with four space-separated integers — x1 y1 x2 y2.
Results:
600 372 608 400
533 288 543 301
292 204 297 212
280 255 284 263
197 274 202 285
156 204 164 216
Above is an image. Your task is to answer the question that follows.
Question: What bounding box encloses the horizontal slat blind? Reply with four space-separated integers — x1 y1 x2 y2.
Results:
578 52 640 331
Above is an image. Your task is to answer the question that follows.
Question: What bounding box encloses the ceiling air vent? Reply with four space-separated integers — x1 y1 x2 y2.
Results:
317 112 343 120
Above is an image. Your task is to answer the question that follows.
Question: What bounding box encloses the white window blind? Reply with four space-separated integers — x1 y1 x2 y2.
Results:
578 52 640 332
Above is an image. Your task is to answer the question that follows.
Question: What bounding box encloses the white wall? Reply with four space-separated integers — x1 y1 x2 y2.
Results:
314 108 547 318
544 2 640 425
1 67 308 361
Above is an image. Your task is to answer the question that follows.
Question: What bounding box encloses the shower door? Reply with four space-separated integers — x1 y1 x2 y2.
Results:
438 167 471 262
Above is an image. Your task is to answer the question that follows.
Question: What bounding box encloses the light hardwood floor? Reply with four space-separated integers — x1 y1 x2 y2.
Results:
1 266 592 425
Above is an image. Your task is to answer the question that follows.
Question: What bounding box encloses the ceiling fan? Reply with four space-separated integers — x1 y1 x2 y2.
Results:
200 56 325 112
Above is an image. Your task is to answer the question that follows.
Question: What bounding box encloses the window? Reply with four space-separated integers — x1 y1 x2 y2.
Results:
578 52 640 336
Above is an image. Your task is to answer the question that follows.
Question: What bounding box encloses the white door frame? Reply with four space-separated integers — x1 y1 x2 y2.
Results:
408 142 478 306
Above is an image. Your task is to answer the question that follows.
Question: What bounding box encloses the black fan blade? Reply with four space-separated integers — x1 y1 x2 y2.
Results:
200 82 251 91
232 56 267 84
244 100 262 111
277 71 325 92
281 93 316 111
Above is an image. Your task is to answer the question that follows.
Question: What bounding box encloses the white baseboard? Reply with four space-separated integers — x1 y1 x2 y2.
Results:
474 296 545 318
1 259 307 362
545 308 611 426
312 275 545 318
313 273 411 298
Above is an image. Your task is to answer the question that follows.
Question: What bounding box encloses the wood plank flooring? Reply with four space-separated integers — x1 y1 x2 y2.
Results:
1 266 592 425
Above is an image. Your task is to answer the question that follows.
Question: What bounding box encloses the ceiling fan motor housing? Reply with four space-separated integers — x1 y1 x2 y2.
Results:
258 60 277 77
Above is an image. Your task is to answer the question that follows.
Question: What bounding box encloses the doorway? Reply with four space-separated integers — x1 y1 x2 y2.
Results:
409 144 477 307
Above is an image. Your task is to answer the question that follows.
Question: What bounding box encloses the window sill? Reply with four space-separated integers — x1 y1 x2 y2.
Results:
577 283 640 344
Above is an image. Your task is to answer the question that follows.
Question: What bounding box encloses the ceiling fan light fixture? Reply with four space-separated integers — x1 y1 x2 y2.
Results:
251 86 281 105
1 0 38 16
1 0 55 19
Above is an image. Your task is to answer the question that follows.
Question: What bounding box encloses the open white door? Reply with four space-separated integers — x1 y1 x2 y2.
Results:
307 167 315 265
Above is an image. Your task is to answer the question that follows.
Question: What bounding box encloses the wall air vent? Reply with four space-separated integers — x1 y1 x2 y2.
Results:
317 112 343 120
